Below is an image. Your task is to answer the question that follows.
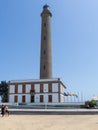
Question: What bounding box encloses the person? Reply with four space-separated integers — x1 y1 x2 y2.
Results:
1 105 5 117
4 105 9 116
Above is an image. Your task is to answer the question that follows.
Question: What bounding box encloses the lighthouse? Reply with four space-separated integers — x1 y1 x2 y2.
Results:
8 5 67 104
40 5 52 79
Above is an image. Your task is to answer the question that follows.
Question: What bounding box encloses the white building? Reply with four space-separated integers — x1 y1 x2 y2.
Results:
8 78 66 103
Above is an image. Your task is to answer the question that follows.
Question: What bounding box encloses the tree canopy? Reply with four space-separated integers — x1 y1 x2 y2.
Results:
0 81 8 102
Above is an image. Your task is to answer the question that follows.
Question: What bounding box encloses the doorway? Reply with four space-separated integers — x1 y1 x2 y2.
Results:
31 95 34 103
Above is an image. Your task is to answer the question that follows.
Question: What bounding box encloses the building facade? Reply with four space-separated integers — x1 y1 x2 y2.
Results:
8 78 66 103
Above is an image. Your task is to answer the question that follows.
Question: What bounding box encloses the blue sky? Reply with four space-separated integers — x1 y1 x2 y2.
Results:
0 0 98 101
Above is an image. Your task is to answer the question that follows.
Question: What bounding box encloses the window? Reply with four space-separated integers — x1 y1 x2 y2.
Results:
31 84 35 93
15 84 18 93
40 95 43 102
48 95 52 102
44 50 46 55
44 23 46 27
48 83 52 93
31 84 34 90
44 36 46 40
44 65 46 70
14 96 18 102
22 84 26 93
31 95 34 103
40 84 43 93
22 95 25 103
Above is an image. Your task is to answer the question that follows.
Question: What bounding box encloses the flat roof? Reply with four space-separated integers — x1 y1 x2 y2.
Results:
8 78 66 88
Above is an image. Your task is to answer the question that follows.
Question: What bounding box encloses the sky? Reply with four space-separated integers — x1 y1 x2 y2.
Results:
0 0 98 101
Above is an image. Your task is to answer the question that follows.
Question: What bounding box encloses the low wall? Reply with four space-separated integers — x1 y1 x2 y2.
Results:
0 102 85 109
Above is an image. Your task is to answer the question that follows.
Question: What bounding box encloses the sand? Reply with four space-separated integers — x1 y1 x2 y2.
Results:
0 114 98 130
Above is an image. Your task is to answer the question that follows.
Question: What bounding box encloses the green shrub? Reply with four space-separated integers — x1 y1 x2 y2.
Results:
85 100 97 108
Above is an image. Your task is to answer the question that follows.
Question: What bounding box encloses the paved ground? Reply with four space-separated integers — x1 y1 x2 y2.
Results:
1 114 98 130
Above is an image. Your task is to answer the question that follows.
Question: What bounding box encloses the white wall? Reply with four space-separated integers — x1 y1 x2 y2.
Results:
18 94 22 103
60 84 66 94
52 83 58 92
18 85 22 93
26 94 30 103
44 94 48 103
35 94 40 103
26 84 31 93
52 94 59 102
9 95 14 102
60 94 65 102
44 84 48 92
35 84 40 92
9 85 15 93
